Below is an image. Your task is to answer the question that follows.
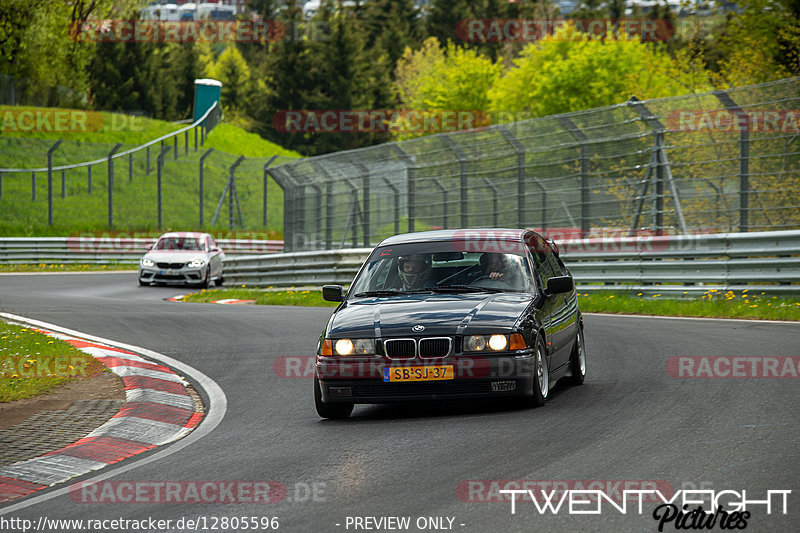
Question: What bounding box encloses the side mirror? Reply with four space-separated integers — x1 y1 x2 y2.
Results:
545 276 573 296
322 285 345 302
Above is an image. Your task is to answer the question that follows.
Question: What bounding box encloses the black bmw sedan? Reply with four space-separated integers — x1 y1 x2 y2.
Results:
314 229 586 419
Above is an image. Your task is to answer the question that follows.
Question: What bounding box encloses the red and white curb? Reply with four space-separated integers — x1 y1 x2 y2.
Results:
0 324 203 504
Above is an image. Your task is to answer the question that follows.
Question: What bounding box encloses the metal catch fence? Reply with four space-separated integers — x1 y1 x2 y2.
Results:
267 77 800 251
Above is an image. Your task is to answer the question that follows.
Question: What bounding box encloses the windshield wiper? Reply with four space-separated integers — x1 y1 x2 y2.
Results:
432 285 505 293
353 290 402 297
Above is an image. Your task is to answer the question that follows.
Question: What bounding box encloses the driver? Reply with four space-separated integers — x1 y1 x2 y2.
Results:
480 253 509 280
398 254 432 290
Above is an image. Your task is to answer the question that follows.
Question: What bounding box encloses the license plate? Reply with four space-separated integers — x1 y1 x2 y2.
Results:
160 269 180 276
383 365 454 382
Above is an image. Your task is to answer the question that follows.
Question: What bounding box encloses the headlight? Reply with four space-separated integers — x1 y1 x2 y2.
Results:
333 338 375 356
188 259 206 268
488 334 508 351
464 334 526 352
141 258 155 267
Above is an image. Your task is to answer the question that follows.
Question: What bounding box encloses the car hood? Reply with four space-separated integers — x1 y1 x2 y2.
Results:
143 251 208 263
327 293 534 338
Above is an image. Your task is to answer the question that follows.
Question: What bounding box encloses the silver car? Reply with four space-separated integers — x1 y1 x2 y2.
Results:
138 232 224 288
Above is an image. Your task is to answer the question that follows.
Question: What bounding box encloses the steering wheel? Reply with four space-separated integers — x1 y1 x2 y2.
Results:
470 275 513 289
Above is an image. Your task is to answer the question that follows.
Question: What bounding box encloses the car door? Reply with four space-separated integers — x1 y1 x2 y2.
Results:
542 248 577 368
527 237 565 370
206 235 221 278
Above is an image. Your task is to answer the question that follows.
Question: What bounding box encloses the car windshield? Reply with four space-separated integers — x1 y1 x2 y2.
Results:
349 241 533 296
154 236 203 251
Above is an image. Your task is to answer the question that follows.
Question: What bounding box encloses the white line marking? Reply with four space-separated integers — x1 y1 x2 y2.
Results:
0 312 227 514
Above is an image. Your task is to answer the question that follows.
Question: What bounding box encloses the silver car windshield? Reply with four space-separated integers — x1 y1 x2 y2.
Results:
349 243 533 295
154 237 202 251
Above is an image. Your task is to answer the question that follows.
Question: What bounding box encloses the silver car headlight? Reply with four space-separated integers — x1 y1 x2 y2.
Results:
188 259 206 268
141 258 155 267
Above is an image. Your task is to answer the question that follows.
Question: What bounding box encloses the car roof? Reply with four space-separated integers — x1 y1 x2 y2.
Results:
157 231 210 239
377 228 538 246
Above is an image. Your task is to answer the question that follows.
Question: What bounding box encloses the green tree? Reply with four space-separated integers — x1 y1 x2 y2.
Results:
394 37 502 139
488 27 710 117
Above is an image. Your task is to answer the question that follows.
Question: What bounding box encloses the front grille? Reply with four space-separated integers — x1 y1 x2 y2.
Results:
354 381 489 398
384 339 415 359
419 337 451 358
156 262 185 269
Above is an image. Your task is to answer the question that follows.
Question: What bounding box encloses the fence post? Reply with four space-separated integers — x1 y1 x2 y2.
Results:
431 178 448 229
0 171 3 198
157 145 170 227
174 135 178 161
381 177 400 235
497 124 547 232
47 140 63 226
325 181 333 249
146 146 151 175
108 143 122 229
713 90 750 232
482 178 499 227
229 156 246 229
286 166 306 248
31 172 35 201
61 170 66 199
627 97 687 236
129 152 133 182
389 144 415 232
199 148 214 226
262 155 278 228
88 165 92 194
349 159 370 246
184 129 189 155
441 134 468 227
557 116 590 237
194 126 198 151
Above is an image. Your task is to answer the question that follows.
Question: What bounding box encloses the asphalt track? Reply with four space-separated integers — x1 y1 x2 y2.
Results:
0 272 798 532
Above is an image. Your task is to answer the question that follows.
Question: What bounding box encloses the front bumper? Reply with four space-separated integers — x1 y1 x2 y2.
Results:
316 352 536 403
139 266 206 285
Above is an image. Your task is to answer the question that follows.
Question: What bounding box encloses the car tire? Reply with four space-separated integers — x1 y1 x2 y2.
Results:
528 336 549 407
314 376 353 419
566 325 586 386
214 275 224 287
138 278 149 286
200 270 210 289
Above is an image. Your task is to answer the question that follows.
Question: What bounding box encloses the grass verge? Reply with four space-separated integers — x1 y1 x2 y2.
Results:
0 322 108 402
578 290 800 321
181 287 338 307
0 263 137 272
182 287 800 320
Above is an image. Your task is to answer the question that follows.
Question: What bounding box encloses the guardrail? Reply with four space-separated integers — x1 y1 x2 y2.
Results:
222 230 800 295
0 237 283 264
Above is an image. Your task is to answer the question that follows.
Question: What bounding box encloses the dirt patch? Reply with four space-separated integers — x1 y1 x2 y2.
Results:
0 370 125 430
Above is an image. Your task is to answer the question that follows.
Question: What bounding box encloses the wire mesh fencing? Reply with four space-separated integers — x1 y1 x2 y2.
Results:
268 77 800 251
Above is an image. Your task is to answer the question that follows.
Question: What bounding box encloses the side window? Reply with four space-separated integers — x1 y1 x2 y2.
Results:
544 250 563 278
529 236 556 287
